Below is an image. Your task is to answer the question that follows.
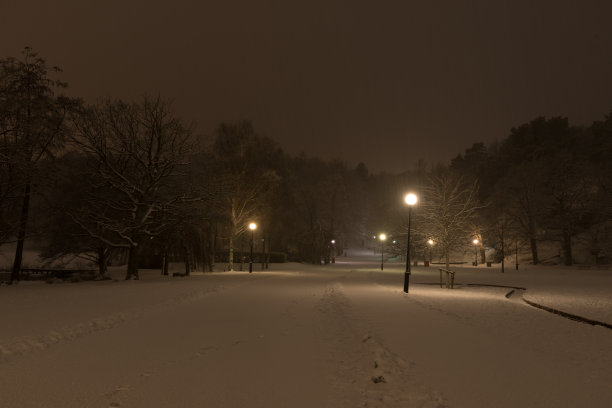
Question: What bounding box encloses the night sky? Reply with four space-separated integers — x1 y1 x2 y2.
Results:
3 0 612 173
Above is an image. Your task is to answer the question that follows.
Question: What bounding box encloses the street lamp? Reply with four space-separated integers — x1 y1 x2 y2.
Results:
379 234 386 270
249 222 257 273
404 193 418 293
473 238 479 267
427 239 434 266
330 240 336 263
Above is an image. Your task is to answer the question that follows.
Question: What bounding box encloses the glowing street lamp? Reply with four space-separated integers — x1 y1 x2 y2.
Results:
379 233 387 270
404 193 418 293
249 222 257 273
473 238 479 267
427 239 434 265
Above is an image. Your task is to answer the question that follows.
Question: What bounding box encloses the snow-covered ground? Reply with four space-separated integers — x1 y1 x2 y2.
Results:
1 250 611 407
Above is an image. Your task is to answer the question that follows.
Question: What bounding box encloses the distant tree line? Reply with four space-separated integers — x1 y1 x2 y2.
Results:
449 116 612 267
2 48 611 283
362 115 612 270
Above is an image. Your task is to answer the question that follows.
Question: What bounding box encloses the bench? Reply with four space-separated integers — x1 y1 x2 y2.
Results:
439 268 456 289
20 268 97 281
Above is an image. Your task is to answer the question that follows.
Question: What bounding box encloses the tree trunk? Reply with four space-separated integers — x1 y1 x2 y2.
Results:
228 234 234 271
164 251 169 275
444 245 450 271
184 244 191 275
125 243 140 280
10 181 32 284
530 236 539 265
207 224 217 272
265 232 270 269
563 229 573 266
500 228 505 273
98 247 109 278
212 225 217 272
161 245 169 275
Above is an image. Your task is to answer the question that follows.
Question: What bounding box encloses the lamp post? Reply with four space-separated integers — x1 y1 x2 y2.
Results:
249 222 257 273
379 234 386 270
261 237 265 271
515 240 519 270
330 239 336 263
404 193 418 293
473 238 479 267
427 239 434 266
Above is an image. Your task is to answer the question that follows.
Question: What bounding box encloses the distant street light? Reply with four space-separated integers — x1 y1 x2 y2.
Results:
249 222 257 273
473 238 479 267
427 239 434 266
379 234 387 270
330 239 336 263
404 193 418 293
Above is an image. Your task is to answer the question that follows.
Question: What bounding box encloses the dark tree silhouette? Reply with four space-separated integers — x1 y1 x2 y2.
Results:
0 47 78 283
69 96 194 280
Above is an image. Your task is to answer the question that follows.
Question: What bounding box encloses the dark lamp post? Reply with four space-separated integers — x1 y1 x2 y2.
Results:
404 193 418 293
473 238 479 267
249 222 257 273
261 237 265 271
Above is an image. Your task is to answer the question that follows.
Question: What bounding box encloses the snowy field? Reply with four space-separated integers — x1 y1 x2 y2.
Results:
1 251 611 408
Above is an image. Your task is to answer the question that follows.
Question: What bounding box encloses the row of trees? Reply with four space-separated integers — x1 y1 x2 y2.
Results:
0 48 371 282
2 48 611 283
453 115 612 267
363 114 612 270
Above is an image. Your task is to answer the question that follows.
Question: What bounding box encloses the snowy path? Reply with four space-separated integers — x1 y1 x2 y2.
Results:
342 267 612 407
1 260 611 407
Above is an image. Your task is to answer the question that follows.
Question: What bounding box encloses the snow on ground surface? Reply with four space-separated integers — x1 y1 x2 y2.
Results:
1 249 611 407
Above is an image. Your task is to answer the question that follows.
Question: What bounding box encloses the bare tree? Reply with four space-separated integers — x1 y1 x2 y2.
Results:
37 151 117 278
213 121 280 270
539 154 596 266
69 96 194 279
481 185 522 272
500 161 547 265
420 167 483 269
0 47 78 283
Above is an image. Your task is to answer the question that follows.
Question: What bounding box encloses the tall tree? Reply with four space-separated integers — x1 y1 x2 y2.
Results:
37 151 116 278
212 120 280 270
0 47 77 283
539 145 597 265
69 96 194 279
492 117 575 264
420 166 483 269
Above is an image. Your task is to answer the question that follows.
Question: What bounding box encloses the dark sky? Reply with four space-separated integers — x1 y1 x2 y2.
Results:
3 0 612 173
